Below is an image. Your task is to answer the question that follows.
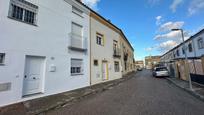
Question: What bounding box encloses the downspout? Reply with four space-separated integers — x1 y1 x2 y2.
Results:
89 14 92 86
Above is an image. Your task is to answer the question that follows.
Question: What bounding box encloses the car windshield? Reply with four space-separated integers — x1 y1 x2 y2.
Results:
156 67 167 71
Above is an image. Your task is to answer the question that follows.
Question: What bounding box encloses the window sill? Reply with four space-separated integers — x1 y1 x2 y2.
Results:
8 16 38 27
71 74 84 76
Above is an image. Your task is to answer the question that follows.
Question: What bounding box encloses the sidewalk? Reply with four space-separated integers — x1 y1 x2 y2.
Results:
167 77 204 102
0 72 136 115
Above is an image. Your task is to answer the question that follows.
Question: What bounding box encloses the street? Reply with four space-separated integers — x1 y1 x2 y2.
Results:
45 70 204 115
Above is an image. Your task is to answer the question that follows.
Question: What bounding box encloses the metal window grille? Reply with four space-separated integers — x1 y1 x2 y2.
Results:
8 0 38 25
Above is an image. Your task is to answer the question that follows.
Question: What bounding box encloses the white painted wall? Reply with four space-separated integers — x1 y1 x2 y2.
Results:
193 33 204 57
0 0 90 107
90 17 122 85
162 31 204 62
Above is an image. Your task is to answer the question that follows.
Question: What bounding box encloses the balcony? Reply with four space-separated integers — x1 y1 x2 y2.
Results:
68 33 87 52
113 48 121 58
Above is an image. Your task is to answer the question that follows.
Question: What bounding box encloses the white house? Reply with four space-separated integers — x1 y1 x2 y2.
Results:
161 29 204 82
0 0 90 107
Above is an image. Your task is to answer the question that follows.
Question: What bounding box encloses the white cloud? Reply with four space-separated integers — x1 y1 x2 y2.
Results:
170 0 183 13
146 40 178 53
159 21 184 32
157 40 178 52
188 0 204 16
82 0 100 10
154 31 181 40
156 16 162 26
155 30 189 40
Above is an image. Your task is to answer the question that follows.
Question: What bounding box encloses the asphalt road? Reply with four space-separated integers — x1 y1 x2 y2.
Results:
46 70 204 115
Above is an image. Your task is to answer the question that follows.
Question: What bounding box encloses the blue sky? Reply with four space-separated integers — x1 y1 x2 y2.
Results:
82 0 204 60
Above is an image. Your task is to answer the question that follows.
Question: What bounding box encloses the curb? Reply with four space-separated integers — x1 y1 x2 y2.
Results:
166 78 204 102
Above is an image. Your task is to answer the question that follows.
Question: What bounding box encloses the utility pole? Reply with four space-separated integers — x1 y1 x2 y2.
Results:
172 29 193 91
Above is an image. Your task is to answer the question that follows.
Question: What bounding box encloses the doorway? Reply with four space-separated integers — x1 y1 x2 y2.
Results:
102 61 109 80
23 56 46 96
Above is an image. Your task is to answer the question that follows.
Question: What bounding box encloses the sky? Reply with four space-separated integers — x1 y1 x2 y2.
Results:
82 0 204 60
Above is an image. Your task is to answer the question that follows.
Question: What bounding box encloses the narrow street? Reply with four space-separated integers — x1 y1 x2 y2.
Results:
46 70 204 115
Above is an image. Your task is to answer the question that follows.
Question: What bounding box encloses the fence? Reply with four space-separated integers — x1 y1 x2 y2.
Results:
172 58 204 85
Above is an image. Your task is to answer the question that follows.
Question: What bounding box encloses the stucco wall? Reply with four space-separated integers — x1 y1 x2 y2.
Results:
120 36 135 75
0 0 90 107
90 17 122 85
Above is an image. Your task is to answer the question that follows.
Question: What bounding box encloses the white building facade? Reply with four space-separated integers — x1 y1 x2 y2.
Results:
161 29 204 82
0 0 90 107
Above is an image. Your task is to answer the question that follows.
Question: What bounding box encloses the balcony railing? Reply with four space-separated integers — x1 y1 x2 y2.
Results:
113 48 121 58
68 33 87 52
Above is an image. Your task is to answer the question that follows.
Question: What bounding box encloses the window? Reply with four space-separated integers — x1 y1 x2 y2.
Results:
94 60 98 66
0 53 5 65
72 6 83 17
176 49 180 56
188 43 193 52
72 22 83 37
71 59 83 75
96 33 104 46
198 38 204 49
71 22 82 46
182 47 185 54
114 61 120 72
113 40 118 50
8 0 38 25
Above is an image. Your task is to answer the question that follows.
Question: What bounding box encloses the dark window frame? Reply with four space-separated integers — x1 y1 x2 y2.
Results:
188 43 193 52
96 33 104 46
94 60 98 66
0 53 5 65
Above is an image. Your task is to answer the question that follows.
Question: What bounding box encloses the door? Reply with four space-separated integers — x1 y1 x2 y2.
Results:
102 61 109 80
23 56 45 96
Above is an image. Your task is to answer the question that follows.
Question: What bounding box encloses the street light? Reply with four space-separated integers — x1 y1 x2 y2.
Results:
171 29 193 91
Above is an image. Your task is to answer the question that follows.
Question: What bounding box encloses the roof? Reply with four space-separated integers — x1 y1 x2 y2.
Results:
75 0 134 51
161 28 204 57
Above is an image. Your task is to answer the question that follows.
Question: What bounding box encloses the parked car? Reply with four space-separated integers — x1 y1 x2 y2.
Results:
152 67 169 78
137 67 143 71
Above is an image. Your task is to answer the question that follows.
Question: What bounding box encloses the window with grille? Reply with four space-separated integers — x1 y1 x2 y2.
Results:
114 61 120 72
8 0 38 25
96 33 104 46
71 59 83 75
198 38 204 49
0 53 5 65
